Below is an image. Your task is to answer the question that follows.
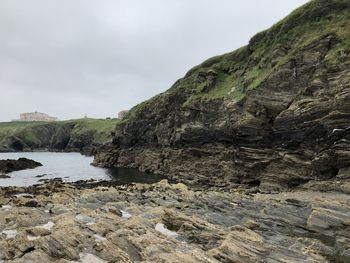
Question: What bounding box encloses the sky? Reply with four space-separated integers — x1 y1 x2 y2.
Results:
0 0 309 121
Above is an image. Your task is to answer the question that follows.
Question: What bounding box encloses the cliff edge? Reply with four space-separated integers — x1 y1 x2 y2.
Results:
94 0 350 191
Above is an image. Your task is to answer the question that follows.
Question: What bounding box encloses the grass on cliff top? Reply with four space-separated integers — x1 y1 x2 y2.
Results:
119 0 350 123
185 0 350 104
67 118 118 143
0 121 45 142
0 118 118 143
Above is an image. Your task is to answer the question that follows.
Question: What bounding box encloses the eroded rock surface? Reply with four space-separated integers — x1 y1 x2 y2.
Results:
0 180 349 262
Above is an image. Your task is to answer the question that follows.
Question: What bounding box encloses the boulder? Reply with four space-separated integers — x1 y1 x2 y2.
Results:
0 158 42 174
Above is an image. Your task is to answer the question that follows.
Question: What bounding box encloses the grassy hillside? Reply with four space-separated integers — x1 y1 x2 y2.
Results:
0 118 118 150
60 118 118 144
186 0 350 103
122 0 350 122
0 121 48 142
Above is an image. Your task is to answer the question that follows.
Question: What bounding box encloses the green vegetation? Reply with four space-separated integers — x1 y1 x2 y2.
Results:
63 118 118 143
0 121 46 142
188 0 350 103
122 0 349 121
0 118 118 144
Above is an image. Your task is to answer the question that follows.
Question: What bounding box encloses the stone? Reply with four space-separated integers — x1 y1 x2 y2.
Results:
0 179 348 262
0 158 42 174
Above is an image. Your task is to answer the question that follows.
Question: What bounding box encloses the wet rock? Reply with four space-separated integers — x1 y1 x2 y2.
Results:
0 158 42 174
35 174 47 178
24 200 39 207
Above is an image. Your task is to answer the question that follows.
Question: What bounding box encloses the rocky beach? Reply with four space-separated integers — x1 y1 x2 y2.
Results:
0 178 349 263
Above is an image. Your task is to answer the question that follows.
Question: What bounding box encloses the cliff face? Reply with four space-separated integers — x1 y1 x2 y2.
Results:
0 119 117 155
94 0 350 191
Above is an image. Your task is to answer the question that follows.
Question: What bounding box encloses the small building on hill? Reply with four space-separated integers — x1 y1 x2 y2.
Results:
13 112 58 122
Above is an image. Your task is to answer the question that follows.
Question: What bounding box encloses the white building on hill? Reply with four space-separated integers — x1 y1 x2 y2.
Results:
13 112 58 122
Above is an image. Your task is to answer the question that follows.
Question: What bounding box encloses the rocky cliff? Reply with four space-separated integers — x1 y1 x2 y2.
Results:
94 0 350 191
0 119 117 155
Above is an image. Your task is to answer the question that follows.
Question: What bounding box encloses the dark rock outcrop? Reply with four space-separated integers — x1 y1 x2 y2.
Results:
94 0 350 191
0 158 42 174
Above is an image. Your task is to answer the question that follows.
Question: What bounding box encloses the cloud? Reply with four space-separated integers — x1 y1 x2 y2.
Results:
0 0 308 121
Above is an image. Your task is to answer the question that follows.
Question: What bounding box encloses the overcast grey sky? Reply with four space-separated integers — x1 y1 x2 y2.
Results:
0 0 308 121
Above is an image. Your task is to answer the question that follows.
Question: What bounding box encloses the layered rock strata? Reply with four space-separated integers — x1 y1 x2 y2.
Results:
0 180 349 262
94 0 350 190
